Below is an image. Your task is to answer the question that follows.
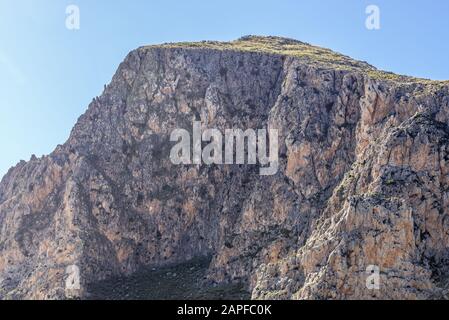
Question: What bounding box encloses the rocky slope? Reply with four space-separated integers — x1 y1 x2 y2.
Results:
1 36 449 300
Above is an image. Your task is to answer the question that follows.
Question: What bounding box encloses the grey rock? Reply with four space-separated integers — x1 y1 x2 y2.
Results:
1 36 449 300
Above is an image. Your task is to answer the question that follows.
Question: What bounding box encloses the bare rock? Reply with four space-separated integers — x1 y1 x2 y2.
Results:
1 36 449 299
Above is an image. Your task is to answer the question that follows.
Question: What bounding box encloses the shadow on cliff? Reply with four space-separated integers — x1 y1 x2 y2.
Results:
86 256 250 300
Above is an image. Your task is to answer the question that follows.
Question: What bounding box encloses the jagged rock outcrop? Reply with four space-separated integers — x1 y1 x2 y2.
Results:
1 36 449 300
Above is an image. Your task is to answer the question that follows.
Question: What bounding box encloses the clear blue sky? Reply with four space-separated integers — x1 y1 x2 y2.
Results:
1 0 448 178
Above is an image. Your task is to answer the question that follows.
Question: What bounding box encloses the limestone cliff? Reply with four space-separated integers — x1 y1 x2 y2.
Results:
1 36 449 300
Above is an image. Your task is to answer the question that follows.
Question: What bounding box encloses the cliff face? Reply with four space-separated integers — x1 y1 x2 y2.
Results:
1 36 449 300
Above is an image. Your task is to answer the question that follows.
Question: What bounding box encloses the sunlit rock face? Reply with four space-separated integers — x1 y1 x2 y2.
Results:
1 36 449 300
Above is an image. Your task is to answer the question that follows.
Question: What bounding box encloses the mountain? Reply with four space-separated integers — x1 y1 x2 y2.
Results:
1 36 449 300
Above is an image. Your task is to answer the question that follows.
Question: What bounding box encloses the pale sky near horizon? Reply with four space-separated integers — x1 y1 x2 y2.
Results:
1 0 449 178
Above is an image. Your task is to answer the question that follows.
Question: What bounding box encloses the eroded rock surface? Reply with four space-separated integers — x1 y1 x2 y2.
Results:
1 36 449 299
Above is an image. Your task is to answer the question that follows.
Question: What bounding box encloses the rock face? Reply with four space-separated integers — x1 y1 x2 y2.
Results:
1 36 449 300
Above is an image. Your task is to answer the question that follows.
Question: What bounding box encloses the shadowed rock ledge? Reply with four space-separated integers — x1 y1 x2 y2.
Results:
1 36 449 300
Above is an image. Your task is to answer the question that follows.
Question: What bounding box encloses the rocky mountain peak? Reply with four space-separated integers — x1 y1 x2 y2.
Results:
1 37 449 300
